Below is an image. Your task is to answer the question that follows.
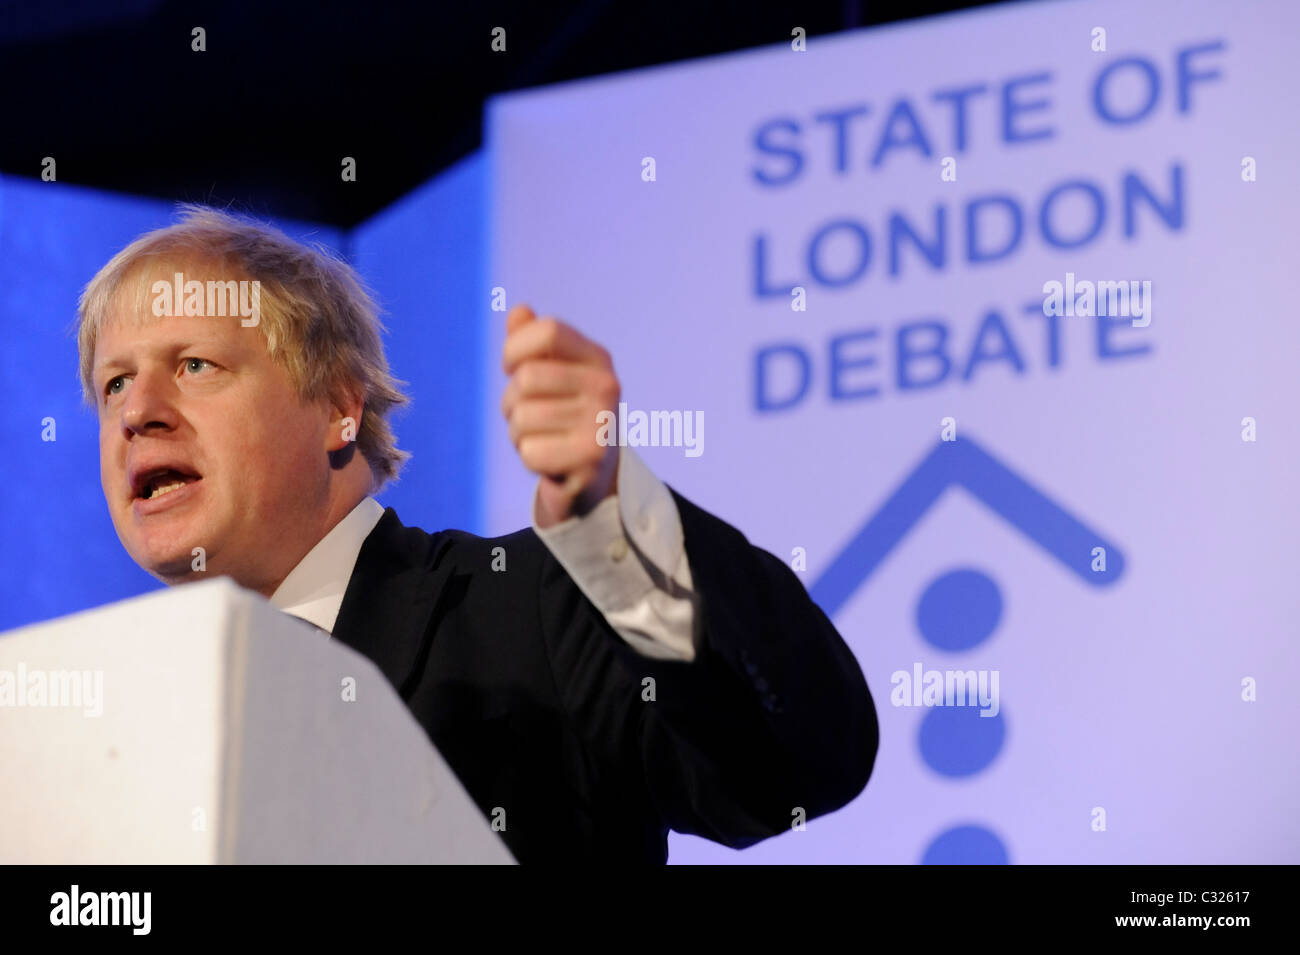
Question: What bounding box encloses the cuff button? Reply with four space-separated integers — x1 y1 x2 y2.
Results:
608 537 629 561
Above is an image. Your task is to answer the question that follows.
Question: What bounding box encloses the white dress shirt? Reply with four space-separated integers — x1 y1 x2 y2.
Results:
269 447 698 661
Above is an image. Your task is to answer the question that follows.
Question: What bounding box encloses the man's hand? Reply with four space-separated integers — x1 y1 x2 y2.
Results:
502 304 621 529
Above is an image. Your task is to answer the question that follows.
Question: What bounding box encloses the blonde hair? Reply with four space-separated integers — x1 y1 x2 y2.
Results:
77 204 410 491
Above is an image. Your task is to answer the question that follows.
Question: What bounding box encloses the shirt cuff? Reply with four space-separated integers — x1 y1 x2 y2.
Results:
532 447 697 661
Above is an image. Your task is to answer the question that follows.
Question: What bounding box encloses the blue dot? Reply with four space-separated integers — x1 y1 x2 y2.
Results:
916 568 1002 651
919 703 1006 777
922 824 1009 864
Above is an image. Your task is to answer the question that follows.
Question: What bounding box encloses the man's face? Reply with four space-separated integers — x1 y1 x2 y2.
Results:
94 263 335 594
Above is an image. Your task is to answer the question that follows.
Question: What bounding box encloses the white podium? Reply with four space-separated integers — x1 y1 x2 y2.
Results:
0 577 515 864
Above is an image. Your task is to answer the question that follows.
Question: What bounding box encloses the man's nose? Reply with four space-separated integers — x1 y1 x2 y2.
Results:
121 369 179 435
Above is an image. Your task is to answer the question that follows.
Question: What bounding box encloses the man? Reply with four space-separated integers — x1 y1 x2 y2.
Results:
80 205 877 863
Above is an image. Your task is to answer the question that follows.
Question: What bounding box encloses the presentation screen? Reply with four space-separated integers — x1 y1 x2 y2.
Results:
485 0 1299 862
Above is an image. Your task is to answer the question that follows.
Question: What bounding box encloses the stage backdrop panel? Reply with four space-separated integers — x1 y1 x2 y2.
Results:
0 177 343 629
350 152 488 536
3 153 488 628
485 0 1300 862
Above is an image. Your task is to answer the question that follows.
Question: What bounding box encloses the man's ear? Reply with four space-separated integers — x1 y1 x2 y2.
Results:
325 381 365 453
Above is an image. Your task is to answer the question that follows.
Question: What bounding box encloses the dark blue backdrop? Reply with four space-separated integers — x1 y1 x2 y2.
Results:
0 154 486 631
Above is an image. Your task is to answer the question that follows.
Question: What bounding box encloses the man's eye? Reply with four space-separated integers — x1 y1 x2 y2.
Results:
105 376 126 397
184 358 215 375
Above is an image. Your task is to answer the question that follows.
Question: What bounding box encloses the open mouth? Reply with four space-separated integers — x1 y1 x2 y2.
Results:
135 468 202 501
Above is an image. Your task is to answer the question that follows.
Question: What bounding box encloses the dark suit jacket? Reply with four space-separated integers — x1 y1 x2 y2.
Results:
329 488 878 863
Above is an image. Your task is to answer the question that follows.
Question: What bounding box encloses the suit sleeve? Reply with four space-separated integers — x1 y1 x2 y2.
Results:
538 487 879 849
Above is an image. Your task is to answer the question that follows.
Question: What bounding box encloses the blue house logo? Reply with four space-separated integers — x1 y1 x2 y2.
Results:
810 434 1126 864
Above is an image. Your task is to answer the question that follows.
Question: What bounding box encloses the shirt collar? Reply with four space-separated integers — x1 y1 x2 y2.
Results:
270 496 386 634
